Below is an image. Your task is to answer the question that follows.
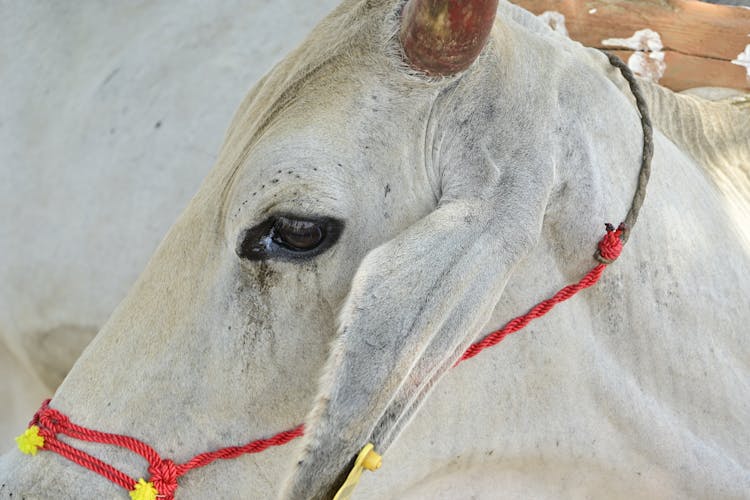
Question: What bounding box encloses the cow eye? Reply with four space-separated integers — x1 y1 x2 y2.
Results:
272 217 324 251
236 215 344 261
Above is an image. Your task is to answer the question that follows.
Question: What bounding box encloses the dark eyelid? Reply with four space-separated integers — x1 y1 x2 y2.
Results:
236 213 344 262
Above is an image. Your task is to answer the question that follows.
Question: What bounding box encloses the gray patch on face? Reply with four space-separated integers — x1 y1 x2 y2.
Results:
255 261 278 292
230 268 276 372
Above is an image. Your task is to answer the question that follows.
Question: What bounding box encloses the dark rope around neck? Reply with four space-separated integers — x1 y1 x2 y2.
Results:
602 51 653 246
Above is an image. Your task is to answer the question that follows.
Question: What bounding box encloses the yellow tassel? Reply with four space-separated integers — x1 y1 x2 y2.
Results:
15 426 45 456
332 443 382 500
129 478 158 500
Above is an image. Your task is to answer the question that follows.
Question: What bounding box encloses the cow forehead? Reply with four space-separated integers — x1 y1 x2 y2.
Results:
222 87 438 222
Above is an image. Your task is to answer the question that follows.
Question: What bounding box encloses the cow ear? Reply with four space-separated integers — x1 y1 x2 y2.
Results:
282 155 551 498
400 0 499 76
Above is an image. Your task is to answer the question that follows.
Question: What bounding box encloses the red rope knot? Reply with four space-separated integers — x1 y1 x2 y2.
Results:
35 402 71 434
29 399 51 427
149 458 179 499
595 223 625 264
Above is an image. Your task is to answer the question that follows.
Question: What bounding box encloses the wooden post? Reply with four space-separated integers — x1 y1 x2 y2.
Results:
513 0 750 91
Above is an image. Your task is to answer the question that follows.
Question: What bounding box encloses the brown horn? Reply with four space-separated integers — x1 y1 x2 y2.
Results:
399 0 499 76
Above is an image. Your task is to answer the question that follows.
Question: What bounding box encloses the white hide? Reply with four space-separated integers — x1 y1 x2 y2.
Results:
0 1 339 450
537 11 568 37
0 1 748 499
681 86 748 102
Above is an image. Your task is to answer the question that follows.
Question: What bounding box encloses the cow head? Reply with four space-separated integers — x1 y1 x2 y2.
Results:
1 1 643 498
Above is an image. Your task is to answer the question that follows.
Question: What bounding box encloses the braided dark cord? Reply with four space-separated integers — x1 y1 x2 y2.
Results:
601 51 653 246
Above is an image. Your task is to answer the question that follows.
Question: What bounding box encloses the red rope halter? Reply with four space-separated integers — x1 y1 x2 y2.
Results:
22 400 303 500
18 224 624 499
457 223 624 365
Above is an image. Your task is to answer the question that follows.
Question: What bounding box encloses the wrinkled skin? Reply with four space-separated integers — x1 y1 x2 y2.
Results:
2 1 749 499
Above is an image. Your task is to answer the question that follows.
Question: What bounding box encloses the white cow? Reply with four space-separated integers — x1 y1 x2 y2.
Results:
2 0 749 498
0 0 339 449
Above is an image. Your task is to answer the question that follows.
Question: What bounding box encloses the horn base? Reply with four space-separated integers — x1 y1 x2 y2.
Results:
400 0 499 76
